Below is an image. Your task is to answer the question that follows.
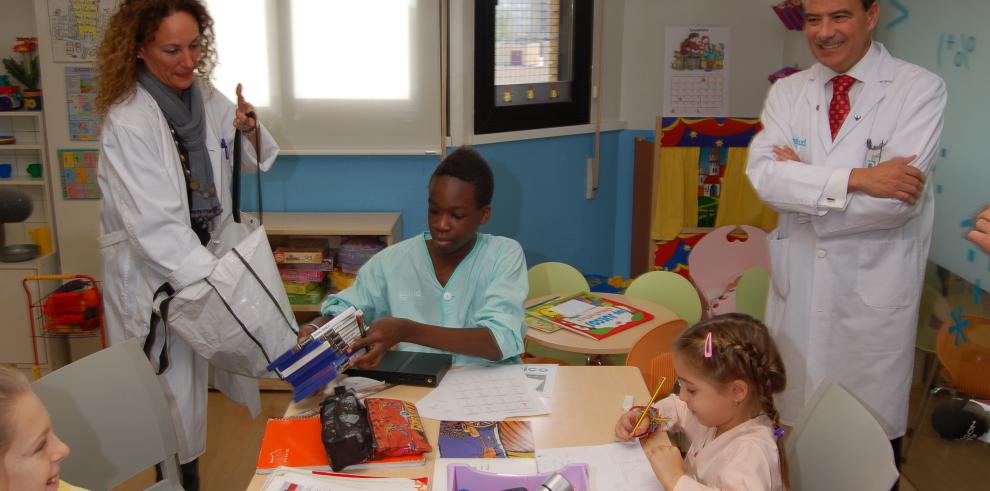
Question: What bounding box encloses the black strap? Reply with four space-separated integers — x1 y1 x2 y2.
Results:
145 283 175 375
232 111 263 225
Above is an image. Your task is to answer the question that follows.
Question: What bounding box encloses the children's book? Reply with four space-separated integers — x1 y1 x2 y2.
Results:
524 314 562 333
256 416 426 474
438 421 535 458
525 293 654 341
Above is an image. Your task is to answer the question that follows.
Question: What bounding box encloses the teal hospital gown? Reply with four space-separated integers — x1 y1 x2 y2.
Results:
321 232 529 366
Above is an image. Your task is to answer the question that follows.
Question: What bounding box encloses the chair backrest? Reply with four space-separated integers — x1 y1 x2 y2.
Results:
935 314 990 399
687 225 770 311
32 339 182 490
786 379 899 491
735 266 770 321
624 271 702 325
527 262 590 300
625 319 689 397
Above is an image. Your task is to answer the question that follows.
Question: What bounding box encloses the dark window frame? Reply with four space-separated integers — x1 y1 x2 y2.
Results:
474 0 594 134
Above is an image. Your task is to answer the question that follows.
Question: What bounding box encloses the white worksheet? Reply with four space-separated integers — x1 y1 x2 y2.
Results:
416 366 550 421
537 442 665 490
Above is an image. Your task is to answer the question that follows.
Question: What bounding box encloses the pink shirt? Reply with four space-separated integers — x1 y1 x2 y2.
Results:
654 395 785 491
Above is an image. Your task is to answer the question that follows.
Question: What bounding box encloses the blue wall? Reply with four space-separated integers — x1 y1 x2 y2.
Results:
245 129 648 278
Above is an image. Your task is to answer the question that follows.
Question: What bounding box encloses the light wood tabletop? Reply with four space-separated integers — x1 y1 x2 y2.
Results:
246 366 665 489
524 292 681 356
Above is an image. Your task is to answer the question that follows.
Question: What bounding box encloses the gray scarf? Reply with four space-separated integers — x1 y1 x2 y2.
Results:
137 66 221 231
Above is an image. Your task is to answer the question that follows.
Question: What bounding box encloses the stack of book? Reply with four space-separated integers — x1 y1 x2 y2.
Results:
268 306 367 401
274 238 334 304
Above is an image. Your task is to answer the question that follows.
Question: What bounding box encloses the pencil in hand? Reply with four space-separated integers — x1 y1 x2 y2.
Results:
631 376 667 437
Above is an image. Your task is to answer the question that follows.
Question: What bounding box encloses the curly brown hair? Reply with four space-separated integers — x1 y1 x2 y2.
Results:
674 313 789 486
95 0 217 114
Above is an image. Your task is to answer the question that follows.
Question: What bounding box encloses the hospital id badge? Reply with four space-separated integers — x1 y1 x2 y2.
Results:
864 138 886 168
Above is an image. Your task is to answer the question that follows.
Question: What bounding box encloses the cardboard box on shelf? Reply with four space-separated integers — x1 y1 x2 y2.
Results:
274 238 330 265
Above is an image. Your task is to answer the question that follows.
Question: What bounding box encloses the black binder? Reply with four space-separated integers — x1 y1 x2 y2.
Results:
345 350 452 387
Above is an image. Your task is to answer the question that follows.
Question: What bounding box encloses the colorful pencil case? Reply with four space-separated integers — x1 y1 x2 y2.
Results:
365 398 432 459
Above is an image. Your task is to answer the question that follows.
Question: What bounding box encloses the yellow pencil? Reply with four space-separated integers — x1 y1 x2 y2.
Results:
632 376 667 436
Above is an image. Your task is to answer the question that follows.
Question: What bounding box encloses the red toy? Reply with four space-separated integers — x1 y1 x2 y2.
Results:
23 274 106 379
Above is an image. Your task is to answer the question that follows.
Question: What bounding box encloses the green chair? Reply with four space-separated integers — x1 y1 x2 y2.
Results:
624 271 702 325
735 266 771 321
527 261 590 300
524 262 590 365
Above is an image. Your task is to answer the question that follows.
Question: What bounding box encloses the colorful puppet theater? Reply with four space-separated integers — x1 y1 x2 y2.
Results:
652 118 777 275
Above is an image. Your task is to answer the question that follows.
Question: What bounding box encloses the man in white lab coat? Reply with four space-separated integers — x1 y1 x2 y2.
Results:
745 0 947 467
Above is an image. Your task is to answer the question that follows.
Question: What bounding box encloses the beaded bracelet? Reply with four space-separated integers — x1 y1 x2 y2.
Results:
630 405 666 436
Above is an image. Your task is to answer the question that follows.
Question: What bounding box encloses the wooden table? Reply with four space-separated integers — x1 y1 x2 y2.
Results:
525 292 680 356
246 366 664 489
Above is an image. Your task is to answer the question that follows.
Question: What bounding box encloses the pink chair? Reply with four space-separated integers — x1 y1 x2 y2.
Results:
687 225 771 316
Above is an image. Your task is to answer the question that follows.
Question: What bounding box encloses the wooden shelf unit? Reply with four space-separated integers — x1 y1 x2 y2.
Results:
0 110 67 377
264 211 402 315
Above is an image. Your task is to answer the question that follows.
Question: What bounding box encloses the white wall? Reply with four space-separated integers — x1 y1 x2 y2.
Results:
783 29 817 69
33 2 103 278
619 0 793 129
0 0 38 82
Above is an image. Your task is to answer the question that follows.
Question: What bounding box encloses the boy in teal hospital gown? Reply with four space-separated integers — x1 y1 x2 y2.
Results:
303 147 528 368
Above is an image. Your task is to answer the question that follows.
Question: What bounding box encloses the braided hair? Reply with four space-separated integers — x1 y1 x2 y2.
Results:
673 313 789 486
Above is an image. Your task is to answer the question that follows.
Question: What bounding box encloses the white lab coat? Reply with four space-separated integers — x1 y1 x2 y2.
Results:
746 42 946 438
97 81 279 462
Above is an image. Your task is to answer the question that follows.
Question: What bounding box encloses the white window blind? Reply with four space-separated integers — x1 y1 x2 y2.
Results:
206 0 441 154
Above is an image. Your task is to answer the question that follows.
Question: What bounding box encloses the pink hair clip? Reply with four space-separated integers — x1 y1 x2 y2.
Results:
704 332 713 358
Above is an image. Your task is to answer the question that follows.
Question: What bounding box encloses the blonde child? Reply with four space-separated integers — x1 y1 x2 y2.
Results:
615 314 788 491
0 365 84 491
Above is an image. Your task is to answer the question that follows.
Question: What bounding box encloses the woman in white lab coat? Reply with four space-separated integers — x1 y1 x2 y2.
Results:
745 40 946 441
94 1 278 488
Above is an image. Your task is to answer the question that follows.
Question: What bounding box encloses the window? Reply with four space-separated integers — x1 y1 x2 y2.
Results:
206 0 441 154
474 0 593 134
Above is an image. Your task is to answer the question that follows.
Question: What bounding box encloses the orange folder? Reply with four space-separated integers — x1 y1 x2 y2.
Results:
256 416 426 474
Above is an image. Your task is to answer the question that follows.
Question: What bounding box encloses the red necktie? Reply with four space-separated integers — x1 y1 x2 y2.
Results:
828 74 856 139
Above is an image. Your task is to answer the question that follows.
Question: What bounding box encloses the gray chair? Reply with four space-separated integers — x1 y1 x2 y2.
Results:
786 379 899 491
32 338 183 490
